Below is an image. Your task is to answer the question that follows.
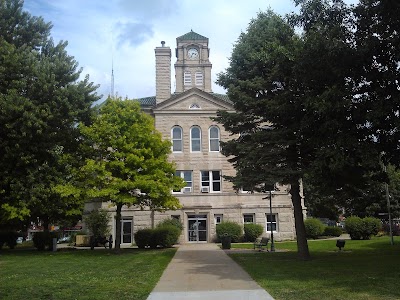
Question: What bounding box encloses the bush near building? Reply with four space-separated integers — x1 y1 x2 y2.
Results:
243 224 264 242
345 216 381 240
134 221 181 249
216 221 242 243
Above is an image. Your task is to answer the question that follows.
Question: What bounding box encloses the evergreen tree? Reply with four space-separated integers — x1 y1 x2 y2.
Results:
0 0 99 227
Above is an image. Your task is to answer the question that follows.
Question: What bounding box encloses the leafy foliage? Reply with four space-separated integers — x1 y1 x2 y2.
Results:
243 223 264 242
323 226 343 237
0 0 99 226
345 216 381 240
84 209 110 239
216 221 242 243
134 227 180 249
156 218 183 231
0 231 19 249
56 99 185 250
32 231 58 251
304 218 325 239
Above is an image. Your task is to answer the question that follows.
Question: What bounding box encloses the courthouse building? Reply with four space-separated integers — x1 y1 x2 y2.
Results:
87 31 304 245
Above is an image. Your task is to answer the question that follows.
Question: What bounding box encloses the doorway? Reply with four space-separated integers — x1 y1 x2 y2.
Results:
188 214 207 242
121 219 133 244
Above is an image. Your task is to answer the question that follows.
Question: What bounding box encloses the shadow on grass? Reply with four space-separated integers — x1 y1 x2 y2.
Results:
229 237 400 300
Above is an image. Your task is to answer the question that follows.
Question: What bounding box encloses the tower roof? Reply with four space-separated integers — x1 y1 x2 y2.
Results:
177 30 208 41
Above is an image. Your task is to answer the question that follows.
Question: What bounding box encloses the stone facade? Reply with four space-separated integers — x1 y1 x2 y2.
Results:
86 31 304 245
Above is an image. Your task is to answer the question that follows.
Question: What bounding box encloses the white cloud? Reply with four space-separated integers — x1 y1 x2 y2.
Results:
24 0 358 102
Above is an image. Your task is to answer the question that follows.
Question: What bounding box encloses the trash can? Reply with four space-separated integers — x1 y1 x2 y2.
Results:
221 235 231 249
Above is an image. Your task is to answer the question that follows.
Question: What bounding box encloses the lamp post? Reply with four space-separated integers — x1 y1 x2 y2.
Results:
269 189 275 252
383 164 394 246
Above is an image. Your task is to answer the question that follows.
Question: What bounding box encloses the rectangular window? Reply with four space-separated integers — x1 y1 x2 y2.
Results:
214 214 223 225
195 71 203 86
174 171 192 193
243 214 254 224
184 71 191 86
266 214 278 232
200 170 221 192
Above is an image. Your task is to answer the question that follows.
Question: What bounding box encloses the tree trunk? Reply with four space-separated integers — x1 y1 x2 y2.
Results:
114 203 123 253
290 180 311 260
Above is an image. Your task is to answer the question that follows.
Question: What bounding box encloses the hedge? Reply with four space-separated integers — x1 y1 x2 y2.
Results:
323 226 342 237
216 221 242 243
244 223 264 242
32 231 58 251
134 226 180 249
0 231 19 249
345 216 381 240
304 218 325 239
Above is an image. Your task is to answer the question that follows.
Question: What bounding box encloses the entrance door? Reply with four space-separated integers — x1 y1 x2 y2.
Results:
121 219 132 244
188 214 207 242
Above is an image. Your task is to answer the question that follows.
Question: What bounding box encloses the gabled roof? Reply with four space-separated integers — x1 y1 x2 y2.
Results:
177 30 208 41
137 90 232 108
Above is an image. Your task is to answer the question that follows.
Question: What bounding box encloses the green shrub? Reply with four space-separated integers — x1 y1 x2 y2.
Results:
244 223 264 242
153 225 180 248
216 221 242 243
157 218 183 231
362 217 381 240
135 226 180 249
323 226 342 237
84 209 110 239
345 216 381 240
345 216 363 240
0 231 19 249
304 218 325 239
134 229 153 249
33 232 58 251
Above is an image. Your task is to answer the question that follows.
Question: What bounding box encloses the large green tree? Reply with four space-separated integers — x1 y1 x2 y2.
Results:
0 0 99 228
216 2 362 259
56 99 185 251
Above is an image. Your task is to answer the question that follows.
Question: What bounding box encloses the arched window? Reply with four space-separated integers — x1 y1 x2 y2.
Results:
190 126 201 152
209 126 220 152
171 126 183 152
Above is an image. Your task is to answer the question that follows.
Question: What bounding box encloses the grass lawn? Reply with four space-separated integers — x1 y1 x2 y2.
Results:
0 247 176 300
228 237 400 300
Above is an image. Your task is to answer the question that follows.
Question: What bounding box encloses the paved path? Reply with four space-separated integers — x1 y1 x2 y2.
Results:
147 243 275 300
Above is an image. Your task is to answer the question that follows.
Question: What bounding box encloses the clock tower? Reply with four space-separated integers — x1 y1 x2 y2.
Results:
174 30 212 93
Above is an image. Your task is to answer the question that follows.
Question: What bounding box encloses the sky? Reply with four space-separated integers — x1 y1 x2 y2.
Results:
24 0 358 102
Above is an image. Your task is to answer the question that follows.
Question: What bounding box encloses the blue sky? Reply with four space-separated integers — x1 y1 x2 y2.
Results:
24 0 358 102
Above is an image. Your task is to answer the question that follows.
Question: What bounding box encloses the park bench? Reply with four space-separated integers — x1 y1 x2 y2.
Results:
253 237 269 251
90 235 113 250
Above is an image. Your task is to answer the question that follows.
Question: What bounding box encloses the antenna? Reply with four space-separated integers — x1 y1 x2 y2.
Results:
111 58 115 99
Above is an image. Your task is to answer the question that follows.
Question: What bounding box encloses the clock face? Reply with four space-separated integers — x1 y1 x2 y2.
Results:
187 48 199 60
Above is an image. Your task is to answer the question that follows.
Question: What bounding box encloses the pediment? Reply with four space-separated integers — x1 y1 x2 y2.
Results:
153 88 234 112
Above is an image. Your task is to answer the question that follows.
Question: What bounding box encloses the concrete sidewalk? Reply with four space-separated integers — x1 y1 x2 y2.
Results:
147 243 275 300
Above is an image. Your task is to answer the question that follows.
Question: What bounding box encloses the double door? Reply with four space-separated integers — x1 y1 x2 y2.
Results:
188 214 207 242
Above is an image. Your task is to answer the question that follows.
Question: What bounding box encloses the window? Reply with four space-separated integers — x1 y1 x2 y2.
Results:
200 170 221 192
243 214 255 224
195 71 203 86
190 103 200 109
266 214 278 232
174 171 192 193
214 214 223 225
190 126 201 152
171 126 182 152
209 126 220 152
184 71 192 86
171 215 180 221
